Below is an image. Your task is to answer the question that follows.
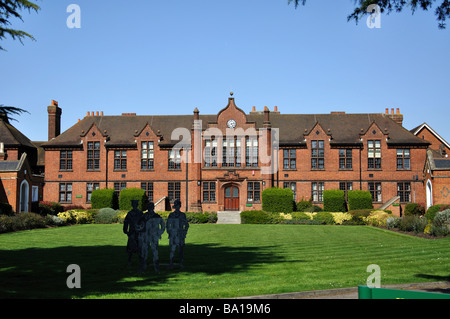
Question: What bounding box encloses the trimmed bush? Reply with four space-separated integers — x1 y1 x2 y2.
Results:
0 213 46 233
186 212 218 224
347 190 373 211
262 188 294 213
91 189 117 209
404 203 425 216
332 212 353 225
119 188 147 211
240 211 283 224
296 199 313 212
323 189 346 212
313 211 335 225
398 215 427 233
38 201 64 216
303 205 323 212
291 212 311 223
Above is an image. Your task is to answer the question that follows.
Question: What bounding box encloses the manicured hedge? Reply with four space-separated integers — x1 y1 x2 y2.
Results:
323 189 346 212
91 189 118 209
241 210 283 224
262 188 294 213
119 188 147 211
347 190 373 211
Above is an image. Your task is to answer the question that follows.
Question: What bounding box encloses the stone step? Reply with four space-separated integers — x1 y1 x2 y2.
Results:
217 211 241 224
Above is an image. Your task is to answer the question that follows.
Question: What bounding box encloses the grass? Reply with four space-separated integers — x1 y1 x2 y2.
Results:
0 224 449 299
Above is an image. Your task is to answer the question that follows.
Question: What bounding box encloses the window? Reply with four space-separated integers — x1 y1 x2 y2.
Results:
397 182 411 203
114 182 126 198
141 142 154 170
59 183 72 203
339 149 352 169
247 182 261 202
168 149 181 170
32 186 39 202
311 140 324 169
114 150 127 170
397 149 410 170
283 149 296 169
87 141 100 170
203 182 216 202
86 183 100 203
245 138 258 167
339 182 353 200
204 139 217 167
222 139 241 167
368 182 382 202
312 182 324 202
60 150 73 171
141 182 154 203
283 182 297 201
168 182 181 202
368 140 381 169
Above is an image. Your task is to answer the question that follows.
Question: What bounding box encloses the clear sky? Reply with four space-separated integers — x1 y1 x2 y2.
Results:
1 0 449 143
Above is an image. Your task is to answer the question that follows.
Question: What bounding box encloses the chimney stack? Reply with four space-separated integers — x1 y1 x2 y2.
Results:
385 107 403 126
48 100 62 141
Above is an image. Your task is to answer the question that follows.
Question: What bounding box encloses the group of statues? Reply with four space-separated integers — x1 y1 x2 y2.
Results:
123 199 189 273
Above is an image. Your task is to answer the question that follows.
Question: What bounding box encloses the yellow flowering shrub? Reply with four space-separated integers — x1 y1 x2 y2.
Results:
304 212 317 220
365 210 391 226
280 213 292 220
331 212 352 225
57 211 75 224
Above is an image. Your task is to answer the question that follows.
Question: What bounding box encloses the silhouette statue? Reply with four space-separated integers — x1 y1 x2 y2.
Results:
166 199 189 269
140 202 166 273
123 200 144 270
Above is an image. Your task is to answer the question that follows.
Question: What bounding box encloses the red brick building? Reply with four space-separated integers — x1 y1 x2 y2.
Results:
411 123 450 208
0 115 45 213
42 96 431 216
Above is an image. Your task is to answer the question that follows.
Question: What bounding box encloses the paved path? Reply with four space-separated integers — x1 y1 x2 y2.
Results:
236 281 450 299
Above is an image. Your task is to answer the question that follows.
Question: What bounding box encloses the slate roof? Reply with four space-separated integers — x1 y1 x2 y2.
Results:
427 149 450 171
0 119 37 149
42 111 429 148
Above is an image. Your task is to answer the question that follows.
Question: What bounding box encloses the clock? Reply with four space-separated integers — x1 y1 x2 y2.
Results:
227 119 237 128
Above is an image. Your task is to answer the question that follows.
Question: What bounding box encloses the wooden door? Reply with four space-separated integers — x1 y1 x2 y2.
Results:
224 186 239 211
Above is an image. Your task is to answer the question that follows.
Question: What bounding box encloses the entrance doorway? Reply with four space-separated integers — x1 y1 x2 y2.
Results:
19 180 29 212
224 185 239 211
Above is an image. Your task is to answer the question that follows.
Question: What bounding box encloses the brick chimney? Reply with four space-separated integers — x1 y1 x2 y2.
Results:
385 107 403 126
48 100 62 141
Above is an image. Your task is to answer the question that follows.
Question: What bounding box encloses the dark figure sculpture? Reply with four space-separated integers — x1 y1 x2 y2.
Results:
123 200 144 270
166 199 189 269
140 202 166 273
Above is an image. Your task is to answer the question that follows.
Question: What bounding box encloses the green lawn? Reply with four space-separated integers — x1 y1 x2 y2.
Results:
0 224 449 299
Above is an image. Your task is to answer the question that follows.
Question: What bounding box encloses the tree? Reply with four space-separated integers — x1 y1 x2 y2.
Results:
288 0 450 29
0 0 41 51
0 105 30 123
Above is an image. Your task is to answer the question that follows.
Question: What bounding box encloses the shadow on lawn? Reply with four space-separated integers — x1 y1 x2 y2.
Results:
0 243 289 298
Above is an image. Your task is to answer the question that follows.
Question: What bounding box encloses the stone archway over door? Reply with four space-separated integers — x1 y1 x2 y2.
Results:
224 185 239 211
20 180 29 212
426 180 433 209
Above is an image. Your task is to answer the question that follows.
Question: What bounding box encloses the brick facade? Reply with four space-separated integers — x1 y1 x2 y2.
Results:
42 96 433 216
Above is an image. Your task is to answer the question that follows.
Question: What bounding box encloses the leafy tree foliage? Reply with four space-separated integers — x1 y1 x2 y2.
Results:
0 0 40 51
288 0 450 29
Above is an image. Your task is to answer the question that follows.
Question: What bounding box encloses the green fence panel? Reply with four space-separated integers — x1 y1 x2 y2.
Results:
358 285 450 299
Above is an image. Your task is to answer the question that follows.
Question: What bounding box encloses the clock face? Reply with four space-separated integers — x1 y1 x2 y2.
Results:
227 119 237 128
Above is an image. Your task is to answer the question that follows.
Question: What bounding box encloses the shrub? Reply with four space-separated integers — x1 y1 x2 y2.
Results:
432 209 450 236
0 213 46 233
332 212 353 225
313 211 335 225
398 215 427 233
425 204 450 221
240 210 282 224
404 203 425 216
119 188 147 211
0 202 13 216
91 189 118 209
347 190 373 211
44 214 65 226
303 205 323 212
57 211 76 224
186 212 218 224
262 188 294 213
366 210 391 227
296 199 313 212
38 201 64 216
386 217 401 229
291 212 311 222
72 210 94 224
343 210 371 225
94 208 119 224
323 189 346 212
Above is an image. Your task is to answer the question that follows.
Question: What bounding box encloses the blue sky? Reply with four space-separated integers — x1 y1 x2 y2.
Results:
1 0 449 143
